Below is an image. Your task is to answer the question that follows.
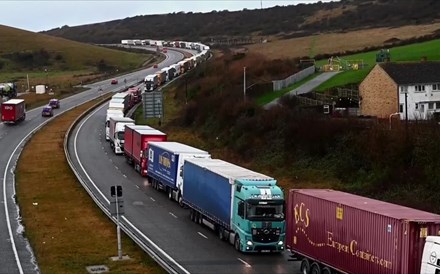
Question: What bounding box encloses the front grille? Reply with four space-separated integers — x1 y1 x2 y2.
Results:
252 228 280 243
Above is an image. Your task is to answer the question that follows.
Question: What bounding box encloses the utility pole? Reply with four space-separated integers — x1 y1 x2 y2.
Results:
243 67 246 101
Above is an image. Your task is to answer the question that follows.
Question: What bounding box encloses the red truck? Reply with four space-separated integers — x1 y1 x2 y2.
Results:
1 99 26 124
286 189 440 274
124 125 167 176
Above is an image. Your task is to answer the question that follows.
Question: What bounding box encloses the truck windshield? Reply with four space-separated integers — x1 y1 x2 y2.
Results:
117 131 125 140
246 201 284 221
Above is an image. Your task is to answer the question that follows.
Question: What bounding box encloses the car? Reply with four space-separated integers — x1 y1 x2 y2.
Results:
48 98 60 109
41 105 53 117
153 64 158 68
111 79 118 85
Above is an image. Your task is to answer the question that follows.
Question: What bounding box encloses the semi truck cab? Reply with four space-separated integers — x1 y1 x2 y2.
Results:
420 236 440 273
232 182 285 253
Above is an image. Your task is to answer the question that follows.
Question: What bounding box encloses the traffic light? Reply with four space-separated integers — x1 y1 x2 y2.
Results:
111 185 123 197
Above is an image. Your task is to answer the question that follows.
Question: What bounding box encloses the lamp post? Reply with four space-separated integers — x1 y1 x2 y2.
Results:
243 67 246 101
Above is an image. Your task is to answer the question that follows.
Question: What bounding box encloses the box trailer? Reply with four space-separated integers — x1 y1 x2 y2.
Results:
155 71 167 86
286 189 440 274
1 99 26 124
105 109 124 141
147 142 210 205
124 125 167 176
183 158 285 253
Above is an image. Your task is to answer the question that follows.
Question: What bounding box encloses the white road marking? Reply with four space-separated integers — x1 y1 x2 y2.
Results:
135 185 140 189
115 166 119 170
169 212 177 218
122 174 127 178
198 232 208 239
238 258 252 268
150 197 155 202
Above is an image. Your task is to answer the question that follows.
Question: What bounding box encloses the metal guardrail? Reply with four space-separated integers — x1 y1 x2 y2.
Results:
63 94 181 274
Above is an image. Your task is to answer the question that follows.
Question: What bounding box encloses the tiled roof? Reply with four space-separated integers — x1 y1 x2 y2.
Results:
380 61 440 85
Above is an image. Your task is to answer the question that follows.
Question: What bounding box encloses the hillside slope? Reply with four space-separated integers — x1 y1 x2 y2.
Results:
42 0 440 44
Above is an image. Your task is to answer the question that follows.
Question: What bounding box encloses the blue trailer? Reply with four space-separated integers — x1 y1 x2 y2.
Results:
147 142 210 205
183 158 285 253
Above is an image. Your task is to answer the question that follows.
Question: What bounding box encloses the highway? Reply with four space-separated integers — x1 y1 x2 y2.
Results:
0 47 183 274
66 86 300 273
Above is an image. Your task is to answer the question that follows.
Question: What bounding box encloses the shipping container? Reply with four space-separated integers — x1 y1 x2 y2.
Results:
124 125 167 176
286 189 440 274
1 99 26 124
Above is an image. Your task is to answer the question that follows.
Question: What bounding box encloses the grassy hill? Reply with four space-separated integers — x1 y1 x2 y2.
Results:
0 25 155 94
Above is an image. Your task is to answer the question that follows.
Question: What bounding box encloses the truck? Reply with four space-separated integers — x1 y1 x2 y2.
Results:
111 92 131 110
286 189 440 274
182 158 285 253
127 87 141 104
156 71 167 86
108 101 125 114
124 125 167 176
170 64 180 77
144 74 159 92
105 109 124 141
108 117 134 154
147 142 210 205
1 99 26 124
0 82 17 98
178 60 189 74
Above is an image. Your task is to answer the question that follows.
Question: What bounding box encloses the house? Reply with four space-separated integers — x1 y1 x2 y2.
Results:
359 61 440 120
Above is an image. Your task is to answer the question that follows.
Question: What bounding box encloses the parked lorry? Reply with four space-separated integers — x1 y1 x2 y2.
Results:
286 189 440 274
111 92 131 110
156 71 167 86
105 109 124 141
144 74 159 92
108 117 134 154
178 60 189 74
1 99 26 124
147 142 210 205
124 125 167 176
170 64 180 77
108 101 125 114
183 158 285 253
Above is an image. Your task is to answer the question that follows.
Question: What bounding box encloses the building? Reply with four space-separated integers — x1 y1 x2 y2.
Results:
359 61 440 120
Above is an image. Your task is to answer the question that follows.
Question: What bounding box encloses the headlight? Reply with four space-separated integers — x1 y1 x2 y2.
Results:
278 241 283 246
246 240 253 246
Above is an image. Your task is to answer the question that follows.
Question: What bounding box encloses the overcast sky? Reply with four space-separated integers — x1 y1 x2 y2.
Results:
0 0 336 32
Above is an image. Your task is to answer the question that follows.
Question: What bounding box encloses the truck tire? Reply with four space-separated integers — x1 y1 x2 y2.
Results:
321 267 332 274
234 235 241 252
218 226 225 241
310 262 321 274
190 209 195 222
168 188 173 200
300 258 310 274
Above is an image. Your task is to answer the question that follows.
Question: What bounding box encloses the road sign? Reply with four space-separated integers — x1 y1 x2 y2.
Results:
110 200 124 216
142 91 163 119
110 185 123 197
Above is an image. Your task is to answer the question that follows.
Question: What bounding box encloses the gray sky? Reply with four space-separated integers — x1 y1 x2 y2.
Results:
0 1 336 32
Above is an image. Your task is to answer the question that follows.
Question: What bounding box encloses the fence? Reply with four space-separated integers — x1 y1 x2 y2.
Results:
272 65 315 91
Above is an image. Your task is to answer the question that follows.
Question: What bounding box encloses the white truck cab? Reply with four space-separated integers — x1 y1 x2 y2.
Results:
421 236 440 273
108 116 134 154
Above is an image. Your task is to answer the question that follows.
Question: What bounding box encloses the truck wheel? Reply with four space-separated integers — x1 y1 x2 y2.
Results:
300 258 310 274
178 194 184 207
234 235 241 252
197 213 203 225
190 209 194 222
310 262 321 274
218 227 225 241
321 267 332 274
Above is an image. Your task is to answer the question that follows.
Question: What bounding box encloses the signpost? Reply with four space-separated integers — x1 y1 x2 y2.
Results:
110 185 124 260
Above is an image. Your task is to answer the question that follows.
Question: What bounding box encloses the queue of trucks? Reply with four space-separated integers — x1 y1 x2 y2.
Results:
112 41 440 272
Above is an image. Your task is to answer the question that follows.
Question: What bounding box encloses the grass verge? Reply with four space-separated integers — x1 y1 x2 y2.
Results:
16 96 166 274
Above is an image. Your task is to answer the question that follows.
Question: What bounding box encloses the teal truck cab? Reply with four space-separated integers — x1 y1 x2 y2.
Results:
182 158 285 252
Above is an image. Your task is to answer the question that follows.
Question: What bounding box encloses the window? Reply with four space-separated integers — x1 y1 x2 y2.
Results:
415 85 426 92
437 102 440 110
415 103 419 110
429 102 435 110
399 104 404 113
400 86 408 93
238 201 245 218
433 84 440 91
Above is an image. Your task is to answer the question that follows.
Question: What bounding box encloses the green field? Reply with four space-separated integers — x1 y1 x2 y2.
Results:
314 38 440 92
